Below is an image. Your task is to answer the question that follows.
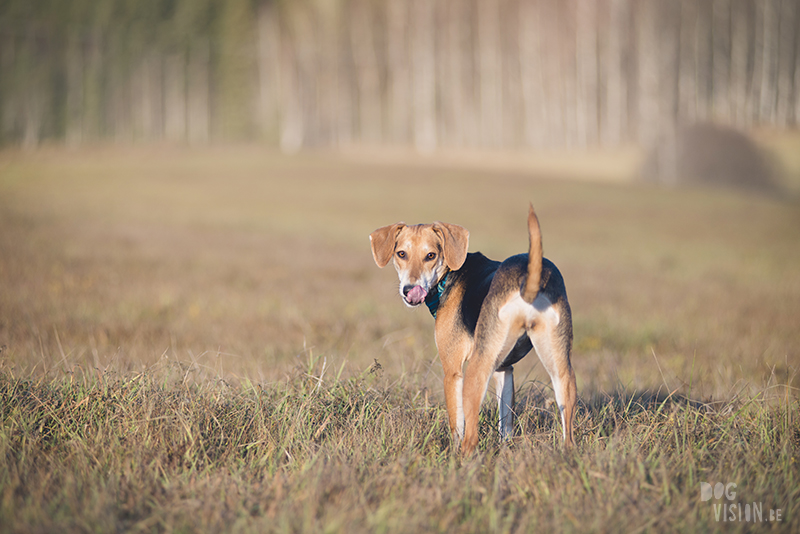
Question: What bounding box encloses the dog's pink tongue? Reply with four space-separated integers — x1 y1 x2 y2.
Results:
406 285 428 305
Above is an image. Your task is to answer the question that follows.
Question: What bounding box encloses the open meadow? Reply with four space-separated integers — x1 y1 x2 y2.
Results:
0 146 799 532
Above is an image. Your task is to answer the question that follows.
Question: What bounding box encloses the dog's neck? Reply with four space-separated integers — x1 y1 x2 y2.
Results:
425 271 450 319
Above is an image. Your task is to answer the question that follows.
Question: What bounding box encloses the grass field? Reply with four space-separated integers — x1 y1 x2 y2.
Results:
1 145 799 532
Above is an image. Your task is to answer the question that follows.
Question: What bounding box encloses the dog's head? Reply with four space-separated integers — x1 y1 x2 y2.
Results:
369 221 469 307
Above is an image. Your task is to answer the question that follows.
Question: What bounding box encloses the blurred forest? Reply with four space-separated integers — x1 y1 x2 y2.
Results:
1 0 799 151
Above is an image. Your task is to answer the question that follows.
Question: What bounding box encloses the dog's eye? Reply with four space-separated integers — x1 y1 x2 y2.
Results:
396 250 406 259
426 252 437 261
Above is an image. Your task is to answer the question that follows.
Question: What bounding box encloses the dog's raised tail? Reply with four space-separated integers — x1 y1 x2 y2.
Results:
521 204 543 304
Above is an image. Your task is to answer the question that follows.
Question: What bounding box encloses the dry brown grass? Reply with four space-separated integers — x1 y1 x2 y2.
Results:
1 145 799 532
1 145 797 398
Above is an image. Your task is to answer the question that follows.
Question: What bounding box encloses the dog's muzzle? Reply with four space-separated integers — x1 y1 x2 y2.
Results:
402 285 428 306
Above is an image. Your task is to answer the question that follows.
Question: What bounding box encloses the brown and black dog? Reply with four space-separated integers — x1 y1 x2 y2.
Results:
369 205 576 456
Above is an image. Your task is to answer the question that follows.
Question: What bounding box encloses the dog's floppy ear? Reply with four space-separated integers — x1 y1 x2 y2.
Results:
432 222 469 270
369 223 406 268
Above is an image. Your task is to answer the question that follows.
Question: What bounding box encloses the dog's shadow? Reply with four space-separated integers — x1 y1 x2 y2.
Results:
502 382 712 442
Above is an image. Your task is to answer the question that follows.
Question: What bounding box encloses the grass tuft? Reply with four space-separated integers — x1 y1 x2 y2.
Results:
1 362 797 532
1 147 798 531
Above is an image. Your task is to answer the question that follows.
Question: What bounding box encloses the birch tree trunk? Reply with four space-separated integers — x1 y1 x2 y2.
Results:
21 56 44 148
500 0 523 147
679 0 698 123
164 53 187 142
795 0 800 125
601 0 628 146
775 0 797 126
519 0 545 148
256 2 281 143
83 29 104 142
478 0 502 147
386 0 411 145
411 0 436 152
350 0 383 144
757 0 779 124
2 0 800 149
216 0 255 140
694 0 714 121
637 0 660 146
65 35 84 147
576 0 598 148
729 0 752 127
659 1 681 128
712 0 732 121
187 39 211 145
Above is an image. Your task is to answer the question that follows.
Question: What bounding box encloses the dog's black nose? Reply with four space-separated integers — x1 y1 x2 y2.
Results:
402 285 413 296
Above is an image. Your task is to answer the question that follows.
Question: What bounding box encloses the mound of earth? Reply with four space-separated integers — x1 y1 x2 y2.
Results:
640 122 779 192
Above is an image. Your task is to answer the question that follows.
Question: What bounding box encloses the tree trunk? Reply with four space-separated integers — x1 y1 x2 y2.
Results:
65 35 84 147
729 0 751 127
775 0 797 126
575 0 598 148
386 0 411 145
256 2 281 143
519 0 545 148
659 1 681 128
350 0 383 144
694 0 714 121
279 15 303 152
637 0 660 146
795 0 800 125
712 0 732 121
187 39 210 145
757 0 779 124
82 29 104 142
215 0 255 140
599 0 628 146
477 0 502 147
411 0 436 152
164 53 187 142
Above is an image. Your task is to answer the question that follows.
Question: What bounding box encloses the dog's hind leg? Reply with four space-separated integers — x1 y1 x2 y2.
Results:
528 320 576 448
493 367 515 441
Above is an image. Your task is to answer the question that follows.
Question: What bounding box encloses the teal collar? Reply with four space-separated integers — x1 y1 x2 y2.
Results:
425 272 449 319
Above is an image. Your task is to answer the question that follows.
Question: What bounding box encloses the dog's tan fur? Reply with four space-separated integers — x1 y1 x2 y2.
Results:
370 206 576 456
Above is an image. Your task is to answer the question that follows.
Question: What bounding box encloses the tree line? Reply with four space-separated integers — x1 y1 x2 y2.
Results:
1 0 798 150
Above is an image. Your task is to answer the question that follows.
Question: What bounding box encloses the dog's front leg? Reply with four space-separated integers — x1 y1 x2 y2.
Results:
436 328 470 446
461 354 495 456
442 367 464 442
462 326 523 456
